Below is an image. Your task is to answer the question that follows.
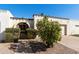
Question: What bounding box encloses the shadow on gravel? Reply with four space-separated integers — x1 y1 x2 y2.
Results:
10 42 47 53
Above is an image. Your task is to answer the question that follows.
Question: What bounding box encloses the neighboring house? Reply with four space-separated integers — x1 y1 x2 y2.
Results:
0 9 79 40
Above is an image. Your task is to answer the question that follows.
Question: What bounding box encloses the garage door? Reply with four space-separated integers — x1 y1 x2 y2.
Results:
61 25 67 35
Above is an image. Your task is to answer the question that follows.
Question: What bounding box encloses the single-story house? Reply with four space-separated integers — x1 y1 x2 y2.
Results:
0 9 79 40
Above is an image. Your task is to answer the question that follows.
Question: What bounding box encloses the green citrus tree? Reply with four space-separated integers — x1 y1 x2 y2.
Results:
36 16 61 48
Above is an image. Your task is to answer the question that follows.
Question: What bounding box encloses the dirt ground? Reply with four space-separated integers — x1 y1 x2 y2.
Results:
36 43 79 54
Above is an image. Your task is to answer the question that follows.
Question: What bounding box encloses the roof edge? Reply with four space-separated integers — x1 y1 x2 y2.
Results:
10 17 33 20
33 14 70 20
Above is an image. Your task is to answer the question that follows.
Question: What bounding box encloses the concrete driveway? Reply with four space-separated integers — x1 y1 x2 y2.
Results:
0 43 14 54
59 36 79 52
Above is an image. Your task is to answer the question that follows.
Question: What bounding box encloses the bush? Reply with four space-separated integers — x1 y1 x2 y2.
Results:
26 28 37 39
5 33 14 42
5 28 13 33
5 28 20 33
36 16 61 47
5 28 20 43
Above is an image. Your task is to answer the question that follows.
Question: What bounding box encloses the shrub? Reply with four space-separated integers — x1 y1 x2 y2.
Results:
5 28 20 43
36 16 61 47
5 28 13 33
5 33 14 42
20 32 27 39
5 28 20 33
26 28 37 39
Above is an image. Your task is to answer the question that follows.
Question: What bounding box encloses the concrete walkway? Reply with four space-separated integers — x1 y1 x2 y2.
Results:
59 36 79 52
0 43 14 54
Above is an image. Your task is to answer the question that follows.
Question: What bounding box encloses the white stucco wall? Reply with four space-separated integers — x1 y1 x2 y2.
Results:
33 15 43 29
33 15 79 36
0 10 13 40
9 18 31 28
33 15 70 29
69 20 79 35
0 10 13 32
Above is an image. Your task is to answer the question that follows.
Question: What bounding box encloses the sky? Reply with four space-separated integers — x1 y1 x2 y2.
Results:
0 4 79 20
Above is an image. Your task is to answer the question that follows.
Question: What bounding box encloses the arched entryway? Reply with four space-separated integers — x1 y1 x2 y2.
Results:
18 22 29 30
17 22 29 39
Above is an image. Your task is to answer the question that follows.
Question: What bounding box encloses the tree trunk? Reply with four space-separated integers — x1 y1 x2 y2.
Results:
46 42 50 48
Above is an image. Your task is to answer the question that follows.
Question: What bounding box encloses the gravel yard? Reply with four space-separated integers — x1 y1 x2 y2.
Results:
0 43 78 54
0 36 79 54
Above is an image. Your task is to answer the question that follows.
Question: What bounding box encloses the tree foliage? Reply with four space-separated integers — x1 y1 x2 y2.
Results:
37 16 61 47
